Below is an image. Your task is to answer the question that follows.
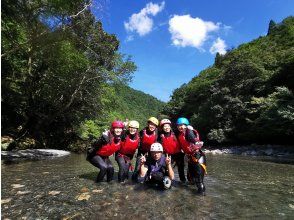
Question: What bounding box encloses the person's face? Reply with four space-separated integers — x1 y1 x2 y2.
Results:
129 127 137 135
148 122 156 131
162 124 171 133
177 124 187 133
151 151 162 160
113 127 123 136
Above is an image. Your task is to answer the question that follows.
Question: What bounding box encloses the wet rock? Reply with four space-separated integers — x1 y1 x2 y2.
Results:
17 191 31 195
92 189 103 193
80 187 89 193
12 184 25 189
2 149 70 161
62 213 82 220
76 193 90 201
48 191 61 196
1 198 12 204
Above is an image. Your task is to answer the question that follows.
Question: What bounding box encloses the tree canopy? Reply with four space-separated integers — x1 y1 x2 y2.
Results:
1 0 140 149
163 16 294 145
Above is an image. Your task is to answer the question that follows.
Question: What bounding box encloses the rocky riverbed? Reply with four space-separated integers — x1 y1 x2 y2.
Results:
204 145 294 157
1 149 70 161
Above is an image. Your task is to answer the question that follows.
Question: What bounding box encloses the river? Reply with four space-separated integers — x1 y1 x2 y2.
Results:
2 153 294 219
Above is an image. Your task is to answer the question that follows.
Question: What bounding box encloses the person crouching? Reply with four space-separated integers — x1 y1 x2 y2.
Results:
137 143 174 190
88 120 124 183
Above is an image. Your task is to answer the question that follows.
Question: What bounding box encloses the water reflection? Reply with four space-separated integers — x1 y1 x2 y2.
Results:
2 153 294 219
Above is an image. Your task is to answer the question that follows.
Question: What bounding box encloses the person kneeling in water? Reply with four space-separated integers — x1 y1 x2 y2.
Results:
137 143 174 189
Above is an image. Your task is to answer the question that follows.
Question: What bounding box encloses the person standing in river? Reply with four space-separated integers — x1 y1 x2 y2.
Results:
115 120 140 183
158 119 186 183
176 117 207 194
132 117 159 181
137 142 174 189
87 120 124 183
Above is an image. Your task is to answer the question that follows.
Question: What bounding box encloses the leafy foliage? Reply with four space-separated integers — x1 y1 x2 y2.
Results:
164 16 294 145
2 0 138 149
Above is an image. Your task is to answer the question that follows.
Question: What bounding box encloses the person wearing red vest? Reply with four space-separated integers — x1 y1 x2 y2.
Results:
88 120 124 183
115 120 140 183
132 117 159 181
176 117 207 194
158 119 186 183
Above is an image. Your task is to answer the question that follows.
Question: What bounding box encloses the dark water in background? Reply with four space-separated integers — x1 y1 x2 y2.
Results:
2 153 294 219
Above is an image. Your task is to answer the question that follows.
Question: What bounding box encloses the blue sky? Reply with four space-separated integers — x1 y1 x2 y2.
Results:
94 0 294 102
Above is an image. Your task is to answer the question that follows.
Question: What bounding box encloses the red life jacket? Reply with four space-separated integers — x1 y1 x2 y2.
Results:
141 129 157 152
178 129 201 155
96 137 121 157
161 133 181 155
119 134 140 156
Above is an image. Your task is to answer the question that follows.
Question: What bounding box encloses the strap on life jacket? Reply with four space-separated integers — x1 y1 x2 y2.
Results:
188 155 207 175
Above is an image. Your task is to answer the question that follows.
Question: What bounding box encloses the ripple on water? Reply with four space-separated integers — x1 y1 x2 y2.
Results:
1 153 294 219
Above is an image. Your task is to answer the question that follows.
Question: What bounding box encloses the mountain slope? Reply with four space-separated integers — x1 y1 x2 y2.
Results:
164 16 294 145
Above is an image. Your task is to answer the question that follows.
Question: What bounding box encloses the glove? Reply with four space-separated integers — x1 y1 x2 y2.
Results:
102 130 110 143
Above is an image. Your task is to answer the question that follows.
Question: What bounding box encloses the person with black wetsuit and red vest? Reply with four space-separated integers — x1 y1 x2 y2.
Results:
87 121 124 183
176 117 207 194
132 117 159 181
158 119 186 183
115 120 140 183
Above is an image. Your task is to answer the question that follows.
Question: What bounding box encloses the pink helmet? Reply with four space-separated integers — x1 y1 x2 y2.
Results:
111 120 124 129
160 119 172 127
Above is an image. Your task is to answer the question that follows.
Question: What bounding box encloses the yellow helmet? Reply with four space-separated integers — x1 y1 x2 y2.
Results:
128 120 139 129
148 117 159 126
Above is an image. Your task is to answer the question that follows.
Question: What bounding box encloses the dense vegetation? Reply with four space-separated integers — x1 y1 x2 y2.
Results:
164 17 294 146
79 83 164 140
1 0 163 151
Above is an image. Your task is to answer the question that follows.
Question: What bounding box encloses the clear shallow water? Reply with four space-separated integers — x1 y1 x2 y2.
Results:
2 153 294 219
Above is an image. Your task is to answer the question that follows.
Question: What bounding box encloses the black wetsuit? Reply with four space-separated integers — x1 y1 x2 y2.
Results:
87 133 120 182
158 131 186 182
176 129 207 193
137 155 170 189
115 132 137 182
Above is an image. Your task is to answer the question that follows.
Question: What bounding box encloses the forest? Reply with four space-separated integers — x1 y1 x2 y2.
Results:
163 16 294 146
1 0 163 151
2 1 293 151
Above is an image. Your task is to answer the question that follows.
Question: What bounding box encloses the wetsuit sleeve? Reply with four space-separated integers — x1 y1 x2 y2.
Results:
157 132 163 144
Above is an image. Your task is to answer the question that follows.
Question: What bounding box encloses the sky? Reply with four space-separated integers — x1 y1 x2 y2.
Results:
93 0 294 102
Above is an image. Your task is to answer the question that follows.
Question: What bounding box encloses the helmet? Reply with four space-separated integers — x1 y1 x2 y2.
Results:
150 143 163 152
111 120 124 128
128 120 139 129
148 117 159 126
176 117 189 125
160 119 171 127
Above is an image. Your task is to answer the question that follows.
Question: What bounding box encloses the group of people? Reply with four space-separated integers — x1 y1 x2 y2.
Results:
86 117 207 194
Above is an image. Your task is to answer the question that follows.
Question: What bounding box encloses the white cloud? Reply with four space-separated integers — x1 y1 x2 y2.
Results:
168 15 220 49
209 37 227 55
124 1 165 36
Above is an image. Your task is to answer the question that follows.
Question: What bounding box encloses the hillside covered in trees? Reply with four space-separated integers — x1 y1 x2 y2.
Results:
1 0 163 151
79 83 164 140
163 16 294 146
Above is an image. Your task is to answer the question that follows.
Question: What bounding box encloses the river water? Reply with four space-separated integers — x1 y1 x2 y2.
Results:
2 153 294 219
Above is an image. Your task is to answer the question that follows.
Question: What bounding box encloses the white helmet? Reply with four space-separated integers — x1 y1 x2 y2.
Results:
150 143 163 152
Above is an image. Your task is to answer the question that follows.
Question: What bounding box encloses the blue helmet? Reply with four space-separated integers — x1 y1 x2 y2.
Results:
176 117 189 125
